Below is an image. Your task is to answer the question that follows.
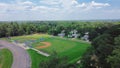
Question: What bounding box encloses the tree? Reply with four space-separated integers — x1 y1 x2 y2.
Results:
39 52 67 68
107 48 120 68
39 52 75 68
82 24 120 68
81 47 96 68
105 24 120 37
107 36 120 68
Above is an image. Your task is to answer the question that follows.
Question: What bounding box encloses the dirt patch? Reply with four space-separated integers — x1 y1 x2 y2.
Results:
0 64 2 68
35 42 51 49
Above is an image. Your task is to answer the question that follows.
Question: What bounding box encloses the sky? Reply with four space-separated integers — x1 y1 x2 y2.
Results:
0 0 120 21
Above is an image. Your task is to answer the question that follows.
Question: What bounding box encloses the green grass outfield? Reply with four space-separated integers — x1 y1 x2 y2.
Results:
0 49 13 68
6 34 90 68
27 49 48 68
34 37 90 63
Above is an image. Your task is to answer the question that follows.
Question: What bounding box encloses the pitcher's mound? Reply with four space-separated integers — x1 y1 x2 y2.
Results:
35 42 51 49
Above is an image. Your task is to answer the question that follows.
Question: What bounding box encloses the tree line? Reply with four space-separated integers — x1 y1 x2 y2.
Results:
81 24 120 68
0 21 118 40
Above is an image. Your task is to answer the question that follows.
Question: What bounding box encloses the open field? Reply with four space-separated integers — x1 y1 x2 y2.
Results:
27 49 48 68
0 49 13 68
7 34 90 68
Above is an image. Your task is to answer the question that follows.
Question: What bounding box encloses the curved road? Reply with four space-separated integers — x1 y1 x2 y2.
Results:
0 40 31 68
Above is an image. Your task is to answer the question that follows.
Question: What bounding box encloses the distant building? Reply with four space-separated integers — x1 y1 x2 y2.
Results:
68 30 80 38
81 32 89 42
58 30 65 37
58 33 65 38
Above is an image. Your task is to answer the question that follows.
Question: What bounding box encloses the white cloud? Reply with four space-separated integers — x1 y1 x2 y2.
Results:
31 6 59 12
39 0 110 12
76 1 110 10
71 0 79 5
0 3 9 13
0 1 35 12
40 0 60 5
0 3 7 10
76 3 86 8
91 1 110 7
0 0 110 12
19 1 35 5
0 3 8 7
0 0 113 21
60 0 77 9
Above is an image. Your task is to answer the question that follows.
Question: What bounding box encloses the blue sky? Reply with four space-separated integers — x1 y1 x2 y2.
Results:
0 0 120 21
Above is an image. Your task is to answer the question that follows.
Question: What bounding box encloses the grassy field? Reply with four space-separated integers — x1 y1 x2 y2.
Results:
33 37 90 63
0 49 13 68
27 49 48 68
7 34 90 68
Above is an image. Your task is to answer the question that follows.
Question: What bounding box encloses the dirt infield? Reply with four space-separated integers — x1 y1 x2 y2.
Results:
35 42 51 49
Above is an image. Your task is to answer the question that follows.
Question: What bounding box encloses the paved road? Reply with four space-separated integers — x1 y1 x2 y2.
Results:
0 40 31 68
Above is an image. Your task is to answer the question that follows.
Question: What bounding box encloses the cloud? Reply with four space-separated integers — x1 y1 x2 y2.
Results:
39 0 60 5
39 0 110 10
0 1 35 12
19 1 35 5
0 3 8 7
0 0 113 21
0 3 9 13
76 1 110 10
31 6 60 13
90 1 110 8
0 0 110 12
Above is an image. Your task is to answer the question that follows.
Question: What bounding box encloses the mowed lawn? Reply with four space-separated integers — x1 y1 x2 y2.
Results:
27 49 48 68
9 34 50 43
0 49 13 68
33 37 90 63
7 34 90 68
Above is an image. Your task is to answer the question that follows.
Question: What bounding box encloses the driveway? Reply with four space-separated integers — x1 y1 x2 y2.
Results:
0 40 31 68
